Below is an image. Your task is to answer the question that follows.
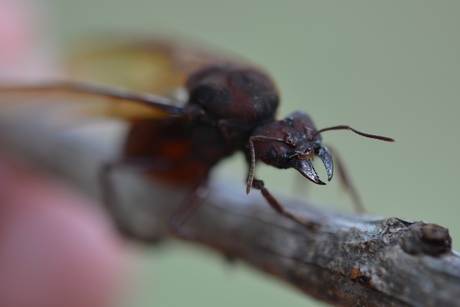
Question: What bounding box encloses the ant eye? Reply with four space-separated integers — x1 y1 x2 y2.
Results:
267 148 277 161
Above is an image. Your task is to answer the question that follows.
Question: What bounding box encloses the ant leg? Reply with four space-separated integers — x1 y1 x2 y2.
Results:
100 157 169 242
251 179 318 229
170 179 240 263
326 145 364 212
246 135 285 194
101 158 210 241
169 177 209 240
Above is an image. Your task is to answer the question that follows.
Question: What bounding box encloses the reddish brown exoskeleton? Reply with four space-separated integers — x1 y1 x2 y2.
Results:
0 40 394 238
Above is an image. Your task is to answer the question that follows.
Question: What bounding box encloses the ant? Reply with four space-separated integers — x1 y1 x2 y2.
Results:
146 63 393 231
0 60 394 237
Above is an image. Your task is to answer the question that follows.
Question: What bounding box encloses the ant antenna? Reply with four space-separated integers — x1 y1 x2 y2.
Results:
311 125 395 142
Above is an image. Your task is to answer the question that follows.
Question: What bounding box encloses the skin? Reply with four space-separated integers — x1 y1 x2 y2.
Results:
0 1 125 306
0 157 124 307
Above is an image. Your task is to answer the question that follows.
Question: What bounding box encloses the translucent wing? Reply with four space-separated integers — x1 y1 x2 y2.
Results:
64 37 232 95
0 37 242 122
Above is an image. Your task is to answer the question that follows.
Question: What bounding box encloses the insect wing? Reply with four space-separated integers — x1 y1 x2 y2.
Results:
0 38 243 122
64 38 233 95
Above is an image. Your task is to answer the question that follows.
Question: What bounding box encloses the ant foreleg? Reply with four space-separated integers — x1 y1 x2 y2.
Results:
251 179 318 229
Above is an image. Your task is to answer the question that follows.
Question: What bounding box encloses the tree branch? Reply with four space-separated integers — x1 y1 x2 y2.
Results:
0 103 459 306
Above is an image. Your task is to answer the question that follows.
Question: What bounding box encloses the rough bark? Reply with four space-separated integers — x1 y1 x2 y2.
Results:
0 103 459 307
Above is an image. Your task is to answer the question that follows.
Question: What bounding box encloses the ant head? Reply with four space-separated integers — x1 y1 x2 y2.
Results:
249 111 394 185
250 111 332 184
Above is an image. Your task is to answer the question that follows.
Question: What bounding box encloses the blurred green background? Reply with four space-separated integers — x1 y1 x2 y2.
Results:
43 1 460 306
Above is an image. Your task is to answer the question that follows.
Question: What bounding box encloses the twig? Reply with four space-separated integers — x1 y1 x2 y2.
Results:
0 101 459 307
